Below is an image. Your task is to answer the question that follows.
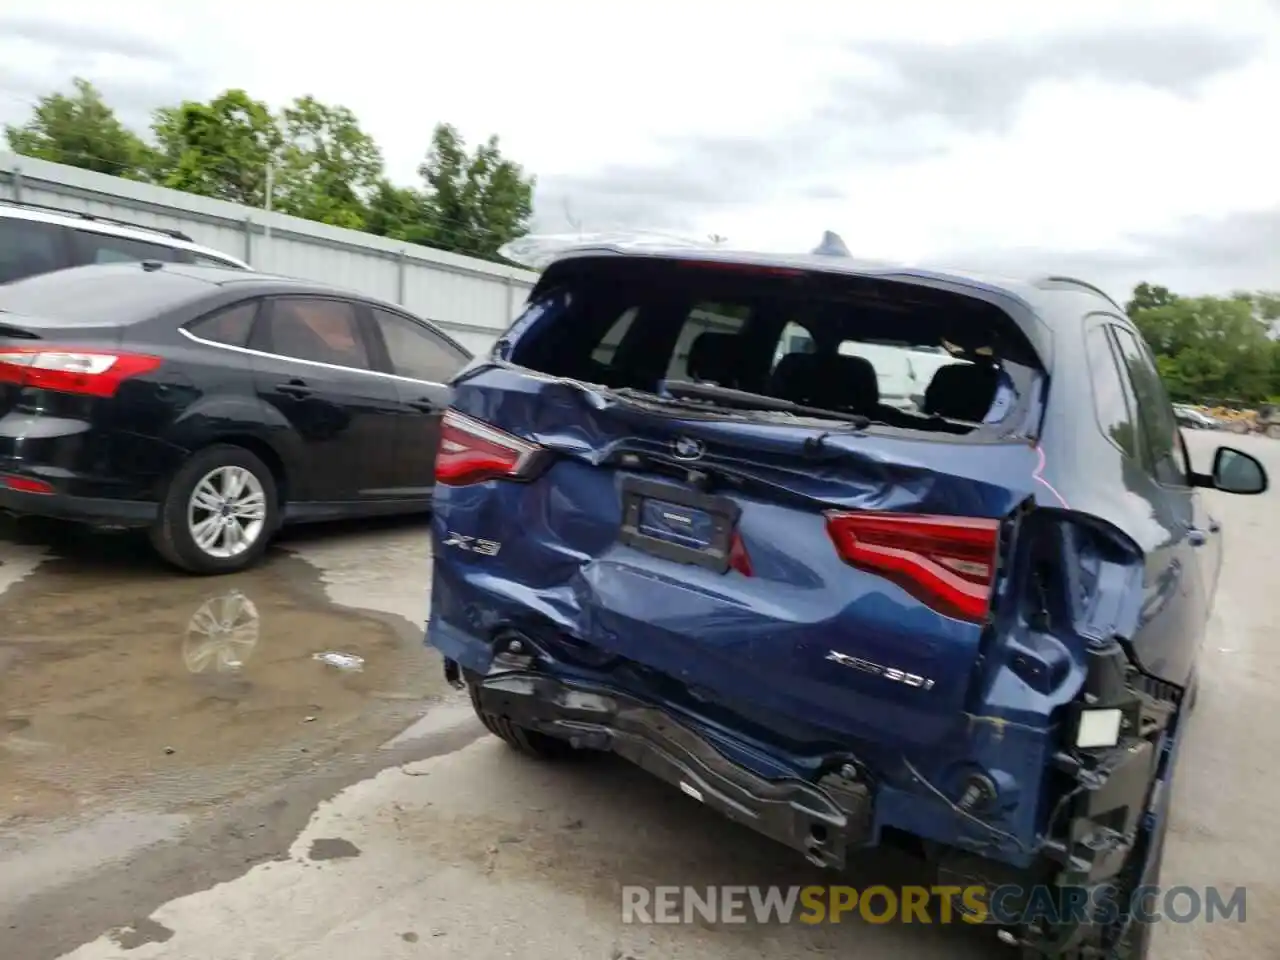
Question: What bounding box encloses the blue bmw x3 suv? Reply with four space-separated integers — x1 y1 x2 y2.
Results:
426 235 1267 958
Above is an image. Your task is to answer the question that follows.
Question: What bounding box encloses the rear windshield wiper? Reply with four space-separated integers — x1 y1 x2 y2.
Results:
656 380 871 428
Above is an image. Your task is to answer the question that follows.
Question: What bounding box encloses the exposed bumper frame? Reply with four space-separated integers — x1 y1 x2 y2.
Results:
465 666 874 870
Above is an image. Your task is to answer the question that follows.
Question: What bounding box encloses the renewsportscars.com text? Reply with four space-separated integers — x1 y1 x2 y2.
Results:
620 884 1247 926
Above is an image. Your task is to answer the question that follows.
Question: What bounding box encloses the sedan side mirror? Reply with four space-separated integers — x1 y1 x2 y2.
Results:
1211 446 1268 495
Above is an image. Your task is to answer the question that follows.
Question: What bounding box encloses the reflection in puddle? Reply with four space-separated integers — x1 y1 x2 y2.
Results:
0 545 447 825
183 591 260 674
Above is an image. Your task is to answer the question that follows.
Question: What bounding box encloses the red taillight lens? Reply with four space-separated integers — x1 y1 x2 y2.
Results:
1 474 54 495
0 348 163 398
824 511 1001 623
728 531 754 577
435 409 544 486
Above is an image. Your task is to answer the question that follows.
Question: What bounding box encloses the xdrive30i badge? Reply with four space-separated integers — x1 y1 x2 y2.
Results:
825 650 936 691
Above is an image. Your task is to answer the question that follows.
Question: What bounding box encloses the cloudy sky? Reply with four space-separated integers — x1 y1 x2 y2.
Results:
1 0 1277 301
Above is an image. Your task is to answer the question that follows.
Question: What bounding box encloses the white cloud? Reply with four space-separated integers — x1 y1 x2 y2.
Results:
1 0 1278 299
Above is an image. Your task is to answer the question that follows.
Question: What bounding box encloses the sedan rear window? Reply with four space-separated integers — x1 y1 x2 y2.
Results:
506 258 1043 438
0 263 211 325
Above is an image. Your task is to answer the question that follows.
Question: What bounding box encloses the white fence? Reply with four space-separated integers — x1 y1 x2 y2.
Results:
0 152 539 355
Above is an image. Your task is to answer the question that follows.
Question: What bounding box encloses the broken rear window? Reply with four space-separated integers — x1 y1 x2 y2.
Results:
505 258 1044 438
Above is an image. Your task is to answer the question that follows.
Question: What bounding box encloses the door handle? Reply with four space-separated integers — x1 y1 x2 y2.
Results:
409 398 439 413
278 379 312 398
1187 528 1207 547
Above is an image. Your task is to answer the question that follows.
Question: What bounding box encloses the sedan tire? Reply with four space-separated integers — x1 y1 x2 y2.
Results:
151 444 279 575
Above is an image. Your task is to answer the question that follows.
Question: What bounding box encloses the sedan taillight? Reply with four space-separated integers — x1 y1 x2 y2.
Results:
0 348 163 398
435 409 545 486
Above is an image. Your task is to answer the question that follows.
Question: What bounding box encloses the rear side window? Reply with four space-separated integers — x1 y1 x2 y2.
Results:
1112 326 1188 486
0 218 65 282
71 229 181 265
370 307 469 382
254 298 371 370
1085 324 1141 459
187 301 259 347
506 260 1044 438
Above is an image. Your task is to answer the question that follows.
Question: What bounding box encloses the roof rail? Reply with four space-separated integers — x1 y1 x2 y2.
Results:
0 197 194 242
1031 275 1122 310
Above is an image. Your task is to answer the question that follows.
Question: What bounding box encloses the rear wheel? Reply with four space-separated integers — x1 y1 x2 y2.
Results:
467 683 583 760
151 444 279 575
1266 424 1280 439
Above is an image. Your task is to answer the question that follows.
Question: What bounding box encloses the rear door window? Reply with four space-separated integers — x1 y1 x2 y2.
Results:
71 229 181 265
187 301 260 348
665 303 749 383
370 307 469 383
252 298 373 371
0 218 67 282
590 307 639 367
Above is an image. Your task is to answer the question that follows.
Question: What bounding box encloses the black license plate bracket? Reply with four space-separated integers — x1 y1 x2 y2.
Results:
618 476 741 573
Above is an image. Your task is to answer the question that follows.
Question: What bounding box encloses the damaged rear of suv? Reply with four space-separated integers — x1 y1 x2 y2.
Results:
426 237 1267 958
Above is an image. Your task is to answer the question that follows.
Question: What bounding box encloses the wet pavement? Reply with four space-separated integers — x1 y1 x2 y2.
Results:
0 431 1277 959
0 524 445 827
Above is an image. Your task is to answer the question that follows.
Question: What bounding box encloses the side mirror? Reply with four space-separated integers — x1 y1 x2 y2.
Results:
1212 446 1268 495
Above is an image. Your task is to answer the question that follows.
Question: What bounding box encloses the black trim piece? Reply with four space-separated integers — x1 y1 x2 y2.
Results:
0 487 157 526
618 475 741 573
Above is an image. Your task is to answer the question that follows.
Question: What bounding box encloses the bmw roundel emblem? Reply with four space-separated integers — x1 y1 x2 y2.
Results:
672 436 706 461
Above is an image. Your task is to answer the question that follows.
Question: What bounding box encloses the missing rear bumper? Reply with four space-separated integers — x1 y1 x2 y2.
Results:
469 669 873 869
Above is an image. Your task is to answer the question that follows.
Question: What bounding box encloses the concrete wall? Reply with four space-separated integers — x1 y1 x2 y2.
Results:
0 152 539 356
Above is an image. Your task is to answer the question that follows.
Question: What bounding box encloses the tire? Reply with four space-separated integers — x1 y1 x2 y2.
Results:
467 683 582 760
1266 424 1280 440
150 444 279 575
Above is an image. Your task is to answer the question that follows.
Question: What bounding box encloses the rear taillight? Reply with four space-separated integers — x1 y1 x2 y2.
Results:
0 348 163 398
824 511 1001 623
435 409 545 486
1 474 54 495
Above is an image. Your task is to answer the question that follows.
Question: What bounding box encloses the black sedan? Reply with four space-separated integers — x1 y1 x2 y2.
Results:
0 261 472 573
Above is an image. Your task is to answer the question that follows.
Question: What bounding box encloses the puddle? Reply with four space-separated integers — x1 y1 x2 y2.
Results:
0 528 448 825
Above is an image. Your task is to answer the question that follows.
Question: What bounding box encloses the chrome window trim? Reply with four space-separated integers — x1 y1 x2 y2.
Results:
178 326 449 389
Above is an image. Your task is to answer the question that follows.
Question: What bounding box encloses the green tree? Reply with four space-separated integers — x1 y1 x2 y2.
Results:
416 123 535 260
1129 292 1272 401
4 78 153 179
1125 282 1179 317
365 180 434 244
151 90 283 206
274 96 385 230
9 82 538 263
